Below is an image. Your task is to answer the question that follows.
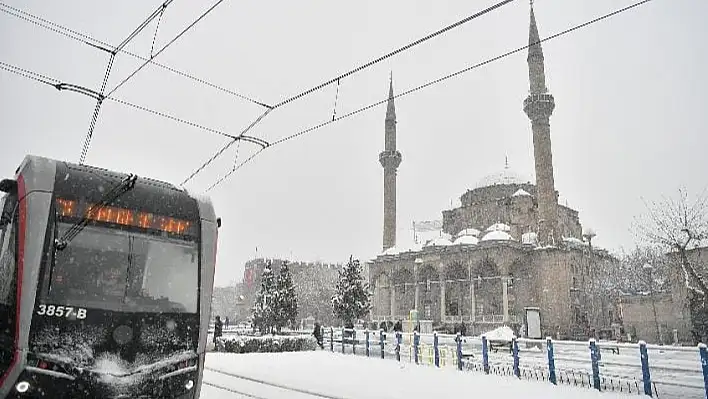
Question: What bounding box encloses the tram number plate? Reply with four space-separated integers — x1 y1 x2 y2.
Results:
36 304 87 319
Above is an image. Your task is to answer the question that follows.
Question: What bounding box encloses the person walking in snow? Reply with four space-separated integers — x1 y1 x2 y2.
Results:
313 322 324 349
393 319 403 333
213 316 223 345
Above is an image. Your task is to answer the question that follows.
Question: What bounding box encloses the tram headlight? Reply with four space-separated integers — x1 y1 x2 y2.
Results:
15 381 30 393
185 380 194 390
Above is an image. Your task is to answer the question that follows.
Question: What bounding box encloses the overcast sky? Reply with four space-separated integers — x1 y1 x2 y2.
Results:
2 0 707 287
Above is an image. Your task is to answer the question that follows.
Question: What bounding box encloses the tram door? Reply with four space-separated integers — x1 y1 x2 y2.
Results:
0 191 19 377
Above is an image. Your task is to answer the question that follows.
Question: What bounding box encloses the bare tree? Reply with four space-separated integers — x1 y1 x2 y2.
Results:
634 187 708 297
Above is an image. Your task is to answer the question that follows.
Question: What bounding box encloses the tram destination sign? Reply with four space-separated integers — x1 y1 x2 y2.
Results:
56 198 194 235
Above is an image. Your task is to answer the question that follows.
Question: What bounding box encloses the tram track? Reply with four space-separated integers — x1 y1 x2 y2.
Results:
202 367 350 399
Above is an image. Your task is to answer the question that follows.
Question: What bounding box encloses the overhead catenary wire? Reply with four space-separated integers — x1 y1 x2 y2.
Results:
271 0 517 109
105 0 229 98
0 60 246 142
203 0 654 192
186 0 519 187
79 0 177 165
3 0 517 184
0 2 270 108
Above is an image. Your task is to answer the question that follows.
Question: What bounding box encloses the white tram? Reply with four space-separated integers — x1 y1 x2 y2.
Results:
0 155 219 398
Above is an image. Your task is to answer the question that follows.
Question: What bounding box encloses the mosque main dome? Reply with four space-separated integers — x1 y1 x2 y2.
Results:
474 165 532 189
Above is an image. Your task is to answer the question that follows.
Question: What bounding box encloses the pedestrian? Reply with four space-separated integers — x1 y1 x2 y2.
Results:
393 319 403 333
213 316 223 346
225 316 230 329
313 321 324 349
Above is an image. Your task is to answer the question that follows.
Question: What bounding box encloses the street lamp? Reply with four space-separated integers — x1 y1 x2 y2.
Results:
581 228 597 338
643 263 662 344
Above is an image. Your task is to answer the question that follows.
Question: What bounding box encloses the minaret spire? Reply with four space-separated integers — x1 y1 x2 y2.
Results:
380 75 402 251
386 71 396 128
527 1 547 94
523 2 558 246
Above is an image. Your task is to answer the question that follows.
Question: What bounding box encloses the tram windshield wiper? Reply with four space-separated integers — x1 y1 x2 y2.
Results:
54 173 138 251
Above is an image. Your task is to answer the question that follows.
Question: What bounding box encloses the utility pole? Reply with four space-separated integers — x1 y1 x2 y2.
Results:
643 263 662 344
582 228 596 339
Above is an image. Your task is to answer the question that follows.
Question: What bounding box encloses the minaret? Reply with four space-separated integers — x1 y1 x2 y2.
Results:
379 75 402 251
523 2 558 246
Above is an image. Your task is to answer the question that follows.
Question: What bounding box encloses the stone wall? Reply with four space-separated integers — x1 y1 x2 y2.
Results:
619 293 690 344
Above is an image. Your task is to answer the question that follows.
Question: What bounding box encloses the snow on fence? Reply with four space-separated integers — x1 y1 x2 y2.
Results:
321 327 708 398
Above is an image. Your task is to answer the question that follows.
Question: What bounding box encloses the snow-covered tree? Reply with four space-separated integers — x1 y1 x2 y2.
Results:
332 255 372 326
634 188 708 296
274 261 298 332
252 260 277 334
634 188 708 343
617 246 670 294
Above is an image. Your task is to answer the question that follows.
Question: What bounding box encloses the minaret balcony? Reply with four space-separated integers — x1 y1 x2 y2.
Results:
379 150 402 169
523 93 555 120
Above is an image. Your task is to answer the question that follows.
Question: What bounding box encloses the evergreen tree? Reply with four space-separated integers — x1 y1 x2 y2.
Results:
252 260 277 334
274 261 298 332
332 255 372 326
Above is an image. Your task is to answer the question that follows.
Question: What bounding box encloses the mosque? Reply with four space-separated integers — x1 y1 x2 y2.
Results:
367 3 620 339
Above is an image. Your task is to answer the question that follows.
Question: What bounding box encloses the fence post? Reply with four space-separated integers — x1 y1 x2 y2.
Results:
414 332 420 364
639 341 652 397
546 337 557 385
365 329 370 357
456 333 463 371
396 332 402 362
330 327 334 352
512 337 520 378
589 339 601 391
352 328 356 355
433 332 440 367
482 335 489 374
699 343 708 399
380 329 385 359
341 328 346 354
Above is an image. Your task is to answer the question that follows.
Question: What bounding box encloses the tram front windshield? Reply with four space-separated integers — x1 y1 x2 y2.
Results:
43 223 199 313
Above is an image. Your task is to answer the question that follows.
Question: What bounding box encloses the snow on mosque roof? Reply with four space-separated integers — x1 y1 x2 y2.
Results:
486 222 511 233
453 235 479 245
457 228 481 237
512 188 532 197
481 230 514 242
424 237 453 247
382 246 400 256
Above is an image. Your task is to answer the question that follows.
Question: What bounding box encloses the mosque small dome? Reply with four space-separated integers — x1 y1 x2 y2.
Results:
457 228 481 238
481 230 514 242
486 222 511 233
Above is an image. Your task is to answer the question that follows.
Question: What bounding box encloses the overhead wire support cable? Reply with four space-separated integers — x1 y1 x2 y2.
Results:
271 0 517 109
79 0 177 165
204 0 655 192
0 60 244 142
180 108 272 186
106 0 229 98
0 2 270 109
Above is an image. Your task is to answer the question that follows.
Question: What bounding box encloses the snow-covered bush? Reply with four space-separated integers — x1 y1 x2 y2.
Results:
216 334 317 354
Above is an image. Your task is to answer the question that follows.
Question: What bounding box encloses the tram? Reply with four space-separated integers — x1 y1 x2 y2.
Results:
0 155 219 398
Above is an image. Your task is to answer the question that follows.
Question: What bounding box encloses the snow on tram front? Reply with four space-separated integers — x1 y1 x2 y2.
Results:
0 155 219 399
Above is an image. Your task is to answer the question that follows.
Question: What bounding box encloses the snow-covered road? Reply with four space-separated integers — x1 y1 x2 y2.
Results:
200 351 637 399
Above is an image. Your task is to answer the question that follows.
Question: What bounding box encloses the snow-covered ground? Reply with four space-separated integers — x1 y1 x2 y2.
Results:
320 328 706 398
199 351 638 398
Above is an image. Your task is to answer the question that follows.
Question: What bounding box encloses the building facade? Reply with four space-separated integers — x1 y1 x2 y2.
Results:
367 4 619 339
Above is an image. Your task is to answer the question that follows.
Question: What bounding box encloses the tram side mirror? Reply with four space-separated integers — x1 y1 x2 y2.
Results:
216 217 222 228
0 179 17 194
